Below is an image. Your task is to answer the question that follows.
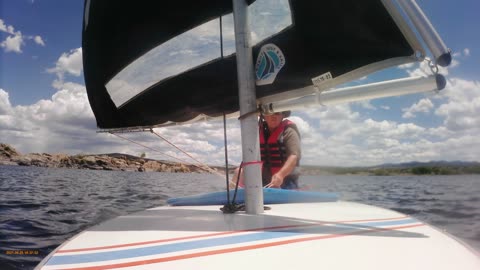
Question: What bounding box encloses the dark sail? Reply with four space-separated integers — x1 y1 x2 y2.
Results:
83 0 417 129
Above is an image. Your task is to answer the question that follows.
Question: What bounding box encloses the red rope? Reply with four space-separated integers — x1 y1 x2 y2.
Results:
241 160 263 167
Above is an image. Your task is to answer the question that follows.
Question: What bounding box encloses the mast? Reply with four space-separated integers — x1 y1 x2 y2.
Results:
232 0 264 214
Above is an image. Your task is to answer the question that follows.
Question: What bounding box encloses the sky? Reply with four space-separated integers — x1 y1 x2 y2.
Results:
0 0 479 167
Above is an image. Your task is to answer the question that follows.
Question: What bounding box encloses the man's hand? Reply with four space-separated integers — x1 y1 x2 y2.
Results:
265 154 298 188
266 173 284 188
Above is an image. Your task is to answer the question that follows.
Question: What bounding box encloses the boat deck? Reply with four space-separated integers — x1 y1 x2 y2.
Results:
37 201 480 269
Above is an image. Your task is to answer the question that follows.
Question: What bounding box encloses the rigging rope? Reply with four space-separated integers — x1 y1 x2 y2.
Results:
221 161 244 213
220 111 253 214
150 129 211 168
149 129 226 177
220 15 224 59
223 112 231 204
111 130 230 178
110 132 192 165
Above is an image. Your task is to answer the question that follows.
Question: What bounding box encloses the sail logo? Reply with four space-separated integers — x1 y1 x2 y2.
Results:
255 44 285 86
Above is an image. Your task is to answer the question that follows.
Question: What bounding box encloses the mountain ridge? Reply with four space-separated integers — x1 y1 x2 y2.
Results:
300 160 480 175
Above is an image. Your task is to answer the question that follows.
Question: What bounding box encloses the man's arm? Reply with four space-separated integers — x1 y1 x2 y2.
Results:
268 154 298 188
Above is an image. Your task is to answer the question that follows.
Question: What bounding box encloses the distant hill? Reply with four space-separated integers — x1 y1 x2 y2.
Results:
375 160 480 168
300 161 480 176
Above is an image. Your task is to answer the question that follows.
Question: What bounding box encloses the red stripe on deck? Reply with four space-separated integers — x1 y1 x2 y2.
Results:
59 223 424 270
58 215 409 253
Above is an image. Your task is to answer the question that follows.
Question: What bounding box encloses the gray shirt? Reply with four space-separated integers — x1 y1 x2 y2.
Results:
283 124 301 164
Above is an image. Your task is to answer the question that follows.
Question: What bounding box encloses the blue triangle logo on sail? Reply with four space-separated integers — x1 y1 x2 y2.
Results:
255 44 285 86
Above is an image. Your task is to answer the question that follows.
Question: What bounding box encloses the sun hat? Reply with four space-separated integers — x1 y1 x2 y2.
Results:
262 110 291 117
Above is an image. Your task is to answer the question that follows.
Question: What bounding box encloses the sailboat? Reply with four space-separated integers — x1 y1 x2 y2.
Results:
36 0 480 269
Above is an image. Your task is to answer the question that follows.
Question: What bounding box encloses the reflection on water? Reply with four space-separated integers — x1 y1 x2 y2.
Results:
0 166 479 269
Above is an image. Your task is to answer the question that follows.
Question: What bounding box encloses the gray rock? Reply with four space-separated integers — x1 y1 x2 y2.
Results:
0 143 216 174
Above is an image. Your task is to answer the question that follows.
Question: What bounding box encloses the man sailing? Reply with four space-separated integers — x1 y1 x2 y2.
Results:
232 111 301 189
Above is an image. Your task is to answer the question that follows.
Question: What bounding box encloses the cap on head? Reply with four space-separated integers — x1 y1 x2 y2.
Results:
262 110 291 117
281 111 291 117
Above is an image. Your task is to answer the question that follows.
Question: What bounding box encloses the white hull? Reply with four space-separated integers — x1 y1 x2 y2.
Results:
37 201 480 269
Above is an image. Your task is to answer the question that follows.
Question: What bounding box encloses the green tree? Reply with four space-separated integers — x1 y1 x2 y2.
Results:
411 167 431 175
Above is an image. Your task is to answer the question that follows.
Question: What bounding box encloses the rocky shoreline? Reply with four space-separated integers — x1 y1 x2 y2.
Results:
0 143 215 173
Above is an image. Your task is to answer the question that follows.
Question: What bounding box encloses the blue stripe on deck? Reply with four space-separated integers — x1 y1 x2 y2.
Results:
46 218 418 265
47 231 299 265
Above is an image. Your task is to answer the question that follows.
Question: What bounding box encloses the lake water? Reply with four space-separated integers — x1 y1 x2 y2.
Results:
1 165 479 269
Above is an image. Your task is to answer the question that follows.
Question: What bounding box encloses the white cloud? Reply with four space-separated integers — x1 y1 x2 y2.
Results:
402 59 454 78
356 100 376 110
289 97 480 166
398 62 415 69
399 49 468 78
0 89 13 115
358 119 426 140
435 78 480 131
402 98 434 118
0 19 17 35
0 19 45 53
47 48 83 89
0 47 97 154
0 83 97 153
169 49 195 57
288 116 312 136
1 34 24 53
33 35 45 46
